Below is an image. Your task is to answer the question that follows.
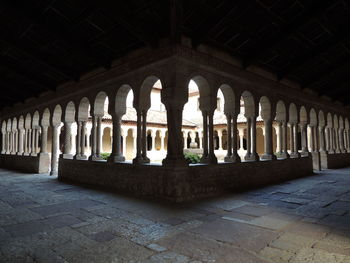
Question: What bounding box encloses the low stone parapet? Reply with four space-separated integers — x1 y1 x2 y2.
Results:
321 152 350 169
0 153 50 174
58 156 313 202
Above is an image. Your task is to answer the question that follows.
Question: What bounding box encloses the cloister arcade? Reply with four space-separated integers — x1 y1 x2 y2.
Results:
1 53 349 201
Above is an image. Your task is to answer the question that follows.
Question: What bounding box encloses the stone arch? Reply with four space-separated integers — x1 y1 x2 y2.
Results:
240 90 255 117
41 108 51 127
78 97 90 121
259 96 271 120
115 84 133 116
310 108 317 126
52 105 62 126
94 91 108 116
18 116 24 130
138 76 162 110
289 103 298 123
299 106 308 125
217 84 235 114
190 76 212 111
64 101 76 123
275 100 286 122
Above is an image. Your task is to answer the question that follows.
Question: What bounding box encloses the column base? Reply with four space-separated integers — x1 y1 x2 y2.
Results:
224 153 241 163
142 156 151 163
245 152 259 162
23 152 30 156
11 152 17 155
107 155 125 163
260 153 277 161
30 153 38 156
300 151 312 157
61 153 74 159
49 170 57 176
74 155 87 160
290 152 301 158
88 155 103 161
133 156 148 164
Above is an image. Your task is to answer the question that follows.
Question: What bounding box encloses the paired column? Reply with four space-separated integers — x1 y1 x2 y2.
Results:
108 114 125 162
319 126 326 152
200 111 208 162
40 126 48 154
89 116 97 160
50 125 59 175
225 113 241 163
80 121 87 158
300 123 309 156
339 128 345 153
63 122 73 158
281 121 290 159
133 110 149 164
261 118 276 160
224 114 232 162
244 116 259 161
200 110 217 164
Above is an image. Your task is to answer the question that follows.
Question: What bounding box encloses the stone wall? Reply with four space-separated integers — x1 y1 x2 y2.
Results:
321 153 350 169
58 157 313 202
0 153 50 174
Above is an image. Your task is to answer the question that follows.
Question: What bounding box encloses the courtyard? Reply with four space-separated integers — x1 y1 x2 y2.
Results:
0 167 350 263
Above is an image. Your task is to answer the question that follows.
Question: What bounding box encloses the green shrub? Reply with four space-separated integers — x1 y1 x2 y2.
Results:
184 152 201 164
100 153 110 160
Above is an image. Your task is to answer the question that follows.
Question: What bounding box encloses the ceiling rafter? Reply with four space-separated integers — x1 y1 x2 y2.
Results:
243 0 333 68
2 1 112 69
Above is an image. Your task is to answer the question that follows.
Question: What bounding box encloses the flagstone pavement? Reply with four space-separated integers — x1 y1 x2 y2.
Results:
0 167 350 263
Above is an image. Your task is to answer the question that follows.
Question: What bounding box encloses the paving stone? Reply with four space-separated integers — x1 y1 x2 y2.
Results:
142 251 190 263
248 215 293 230
158 232 268 263
269 232 315 253
284 221 330 239
147 243 167 252
191 218 279 252
3 220 52 238
259 246 295 263
232 205 273 217
281 197 311 205
290 248 348 263
87 231 116 242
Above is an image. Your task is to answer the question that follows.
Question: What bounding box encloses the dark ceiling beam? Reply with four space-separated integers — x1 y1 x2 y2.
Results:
0 30 79 82
278 23 350 80
191 0 248 48
102 1 159 48
304 59 350 90
2 1 112 69
243 0 333 68
170 0 183 43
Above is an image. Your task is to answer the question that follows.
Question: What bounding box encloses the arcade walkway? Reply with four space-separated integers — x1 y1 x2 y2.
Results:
0 168 350 263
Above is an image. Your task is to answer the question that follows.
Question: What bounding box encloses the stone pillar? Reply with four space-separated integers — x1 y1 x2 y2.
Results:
108 114 125 163
27 129 32 154
30 128 36 155
141 110 150 163
40 126 48 154
292 123 300 158
261 118 276 160
74 121 81 159
282 121 290 159
18 129 24 155
339 128 345 153
238 128 244 151
200 111 208 162
289 123 295 156
50 125 59 175
35 129 39 153
1 131 5 154
217 130 223 150
96 116 102 157
162 100 188 167
244 118 252 160
300 124 309 156
133 110 143 164
80 121 87 159
63 122 73 159
250 117 259 161
319 126 326 152
207 110 217 164
224 114 232 162
231 114 240 162
183 133 188 149
89 116 97 160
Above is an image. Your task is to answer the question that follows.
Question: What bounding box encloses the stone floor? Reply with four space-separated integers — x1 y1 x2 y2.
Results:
0 168 350 263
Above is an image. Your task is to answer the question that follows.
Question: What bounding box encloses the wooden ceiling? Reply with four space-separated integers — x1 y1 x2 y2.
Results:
0 0 350 109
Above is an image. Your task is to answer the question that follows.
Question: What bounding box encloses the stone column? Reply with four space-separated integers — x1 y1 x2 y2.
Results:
151 132 156 151
18 129 24 155
251 117 259 161
63 122 73 159
339 128 345 153
183 133 188 149
293 123 300 158
224 114 232 162
217 130 223 150
74 121 81 159
289 123 295 156
141 110 150 162
1 131 5 154
282 121 290 158
40 126 48 154
27 129 32 154
50 125 59 175
231 114 240 162
89 116 97 160
238 128 244 151
244 118 252 160
162 101 188 167
133 110 143 164
300 124 309 156
96 116 102 157
319 126 326 152
207 110 217 164
23 130 27 155
276 122 282 156
200 111 208 162
30 128 36 155
80 121 87 159
35 129 39 153
261 118 275 160
108 114 125 162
